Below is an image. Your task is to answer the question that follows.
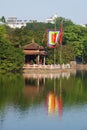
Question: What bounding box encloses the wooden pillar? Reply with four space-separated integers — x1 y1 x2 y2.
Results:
36 55 40 64
43 56 45 65
37 54 40 65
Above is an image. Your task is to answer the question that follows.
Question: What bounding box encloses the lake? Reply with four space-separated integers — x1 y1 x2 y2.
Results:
0 70 87 130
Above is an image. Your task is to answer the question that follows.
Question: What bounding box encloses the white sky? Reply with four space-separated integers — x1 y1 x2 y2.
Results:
0 0 87 24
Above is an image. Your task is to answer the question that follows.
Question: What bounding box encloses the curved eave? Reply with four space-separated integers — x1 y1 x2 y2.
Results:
23 50 46 56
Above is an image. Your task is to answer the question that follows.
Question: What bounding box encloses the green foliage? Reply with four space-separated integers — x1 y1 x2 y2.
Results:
26 22 54 31
0 16 6 23
0 15 87 67
83 41 87 63
0 25 7 42
61 45 75 63
63 25 87 62
46 49 54 64
56 17 74 28
0 42 24 73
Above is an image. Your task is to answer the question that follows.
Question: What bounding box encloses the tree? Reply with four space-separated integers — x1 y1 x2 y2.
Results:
0 42 24 73
83 41 87 63
63 25 87 63
0 16 6 23
1 16 87 66
0 25 7 42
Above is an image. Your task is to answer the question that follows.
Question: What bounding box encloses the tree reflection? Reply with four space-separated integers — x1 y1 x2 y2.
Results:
0 70 87 116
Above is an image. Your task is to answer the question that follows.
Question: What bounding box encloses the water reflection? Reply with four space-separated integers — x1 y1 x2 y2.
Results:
0 71 87 130
24 78 44 98
47 92 62 116
23 70 76 79
23 71 76 117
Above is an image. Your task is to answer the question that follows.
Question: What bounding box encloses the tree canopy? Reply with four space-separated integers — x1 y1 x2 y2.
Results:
0 41 24 73
0 16 87 72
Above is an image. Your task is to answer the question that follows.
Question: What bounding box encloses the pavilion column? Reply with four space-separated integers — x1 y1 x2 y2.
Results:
37 54 40 65
43 56 45 65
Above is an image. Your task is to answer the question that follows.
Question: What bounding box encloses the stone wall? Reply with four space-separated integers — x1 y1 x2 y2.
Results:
76 64 87 70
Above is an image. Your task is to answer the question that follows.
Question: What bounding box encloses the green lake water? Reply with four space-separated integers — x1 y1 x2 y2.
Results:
0 70 87 130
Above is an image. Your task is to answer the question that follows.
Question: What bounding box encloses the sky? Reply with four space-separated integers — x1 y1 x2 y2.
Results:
0 0 87 24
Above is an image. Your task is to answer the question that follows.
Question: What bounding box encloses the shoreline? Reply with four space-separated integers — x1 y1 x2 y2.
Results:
22 64 87 79
23 68 76 79
23 65 76 75
23 64 87 75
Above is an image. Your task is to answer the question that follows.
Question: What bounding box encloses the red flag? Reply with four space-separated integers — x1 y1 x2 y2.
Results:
59 26 63 44
51 33 57 43
47 30 60 48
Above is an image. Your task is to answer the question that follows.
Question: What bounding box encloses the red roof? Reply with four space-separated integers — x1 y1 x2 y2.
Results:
23 43 44 50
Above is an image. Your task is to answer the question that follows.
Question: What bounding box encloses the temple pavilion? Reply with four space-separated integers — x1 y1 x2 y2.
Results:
23 42 47 65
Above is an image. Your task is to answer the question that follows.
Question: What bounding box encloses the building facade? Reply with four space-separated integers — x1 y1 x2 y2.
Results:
6 17 27 28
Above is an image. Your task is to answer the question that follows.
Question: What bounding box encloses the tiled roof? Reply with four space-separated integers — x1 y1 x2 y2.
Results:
23 43 44 50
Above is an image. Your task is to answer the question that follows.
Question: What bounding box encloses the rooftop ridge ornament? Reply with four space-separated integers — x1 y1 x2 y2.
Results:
32 38 35 43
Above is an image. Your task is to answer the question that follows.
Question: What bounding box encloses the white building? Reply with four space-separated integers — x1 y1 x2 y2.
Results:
6 17 27 28
46 14 58 24
80 24 87 27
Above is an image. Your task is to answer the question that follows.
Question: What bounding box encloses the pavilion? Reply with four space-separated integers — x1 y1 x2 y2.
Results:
23 42 47 65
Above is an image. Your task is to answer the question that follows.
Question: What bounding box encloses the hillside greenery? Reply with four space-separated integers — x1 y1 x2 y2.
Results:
0 16 87 72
